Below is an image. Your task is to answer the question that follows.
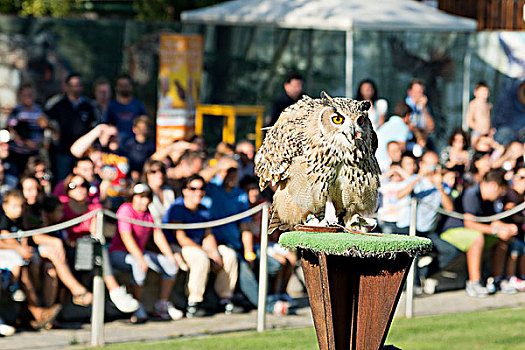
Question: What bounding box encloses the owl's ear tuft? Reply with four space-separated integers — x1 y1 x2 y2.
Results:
320 91 334 106
359 100 371 112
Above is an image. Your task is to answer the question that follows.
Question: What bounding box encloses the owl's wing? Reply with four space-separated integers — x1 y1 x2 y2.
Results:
255 106 307 190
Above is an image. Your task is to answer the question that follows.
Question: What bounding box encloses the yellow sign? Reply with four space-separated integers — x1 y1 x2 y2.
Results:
157 34 203 150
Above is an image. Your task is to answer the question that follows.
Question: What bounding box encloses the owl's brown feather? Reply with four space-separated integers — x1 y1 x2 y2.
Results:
255 92 380 233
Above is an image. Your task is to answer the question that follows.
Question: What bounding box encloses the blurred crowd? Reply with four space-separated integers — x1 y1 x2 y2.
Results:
1 71 524 338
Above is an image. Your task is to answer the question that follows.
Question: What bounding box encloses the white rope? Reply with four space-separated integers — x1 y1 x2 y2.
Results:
0 209 100 240
0 203 268 240
103 202 267 229
416 199 525 223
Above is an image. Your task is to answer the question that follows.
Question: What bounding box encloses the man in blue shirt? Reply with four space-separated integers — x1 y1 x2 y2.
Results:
206 165 285 313
164 174 238 317
103 74 146 145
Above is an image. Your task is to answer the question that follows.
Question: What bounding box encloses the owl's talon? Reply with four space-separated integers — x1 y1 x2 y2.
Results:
346 214 377 232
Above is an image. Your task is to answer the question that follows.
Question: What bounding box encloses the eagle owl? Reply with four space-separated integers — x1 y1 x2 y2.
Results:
255 91 380 234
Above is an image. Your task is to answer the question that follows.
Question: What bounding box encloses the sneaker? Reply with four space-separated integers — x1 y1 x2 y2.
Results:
130 304 148 324
219 299 234 315
485 277 497 295
272 300 290 315
508 276 525 292
499 279 518 295
422 278 438 295
465 281 489 298
154 300 184 321
9 283 25 302
186 302 207 318
109 286 139 313
0 317 15 337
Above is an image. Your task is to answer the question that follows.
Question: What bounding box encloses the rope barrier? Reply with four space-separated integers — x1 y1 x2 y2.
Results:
0 209 99 240
0 203 268 240
416 199 525 223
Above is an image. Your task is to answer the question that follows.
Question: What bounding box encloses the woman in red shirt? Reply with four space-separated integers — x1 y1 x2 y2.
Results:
61 174 138 314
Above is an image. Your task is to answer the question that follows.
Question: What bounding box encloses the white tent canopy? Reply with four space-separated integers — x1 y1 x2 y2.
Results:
181 0 477 32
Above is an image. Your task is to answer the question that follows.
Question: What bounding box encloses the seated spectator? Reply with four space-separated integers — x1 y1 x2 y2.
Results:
109 183 182 323
0 190 62 329
235 140 255 184
240 175 295 304
141 160 175 224
378 162 410 234
164 175 238 317
466 151 492 186
395 151 460 291
61 174 139 313
501 164 525 291
441 169 519 297
20 176 94 307
53 157 99 204
70 124 130 210
491 141 524 176
24 156 53 195
7 83 49 174
206 165 286 314
121 116 156 182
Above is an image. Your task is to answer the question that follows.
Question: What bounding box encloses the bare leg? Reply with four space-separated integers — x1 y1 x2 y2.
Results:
20 266 39 306
491 240 508 279
130 285 142 301
466 234 484 282
41 261 58 307
158 278 174 301
506 255 518 278
104 275 120 291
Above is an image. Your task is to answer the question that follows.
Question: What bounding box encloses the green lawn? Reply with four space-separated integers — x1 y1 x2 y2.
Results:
88 308 525 350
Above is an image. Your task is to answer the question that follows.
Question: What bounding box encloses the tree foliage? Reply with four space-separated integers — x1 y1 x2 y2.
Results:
133 0 228 21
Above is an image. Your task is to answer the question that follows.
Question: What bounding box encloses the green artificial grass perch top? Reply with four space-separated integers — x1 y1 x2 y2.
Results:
279 231 432 258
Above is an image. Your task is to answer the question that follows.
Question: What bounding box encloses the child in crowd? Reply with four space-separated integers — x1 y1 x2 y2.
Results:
0 190 62 329
467 81 493 146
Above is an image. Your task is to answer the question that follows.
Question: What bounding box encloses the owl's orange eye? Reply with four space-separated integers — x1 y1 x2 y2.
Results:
331 114 344 125
357 115 365 126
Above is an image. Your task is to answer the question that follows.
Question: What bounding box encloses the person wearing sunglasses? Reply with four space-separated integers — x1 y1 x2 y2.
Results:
163 174 238 317
61 174 139 314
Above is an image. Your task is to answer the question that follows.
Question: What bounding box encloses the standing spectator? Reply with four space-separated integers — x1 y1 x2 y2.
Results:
467 81 493 146
354 79 388 130
405 78 435 134
46 73 96 181
92 77 112 124
103 74 146 145
268 71 303 127
0 159 18 201
164 175 237 317
441 169 519 297
121 116 156 182
7 83 49 173
0 128 17 177
376 102 411 172
109 183 182 323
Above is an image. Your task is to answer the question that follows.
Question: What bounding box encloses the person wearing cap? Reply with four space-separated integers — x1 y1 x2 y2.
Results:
109 183 182 323
163 174 238 317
